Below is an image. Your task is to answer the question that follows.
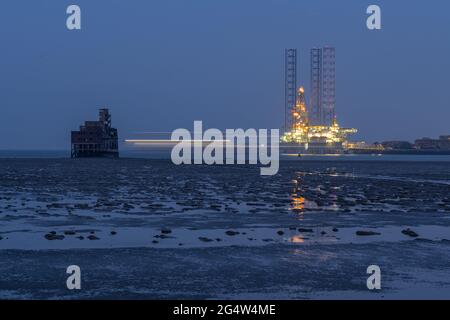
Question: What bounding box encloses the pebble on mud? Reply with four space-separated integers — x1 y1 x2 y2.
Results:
356 230 381 236
45 233 65 240
402 228 419 237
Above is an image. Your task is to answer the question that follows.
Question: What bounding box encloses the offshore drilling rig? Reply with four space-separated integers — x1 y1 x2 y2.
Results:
281 48 357 154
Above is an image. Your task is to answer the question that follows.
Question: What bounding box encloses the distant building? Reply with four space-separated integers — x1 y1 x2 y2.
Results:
381 141 413 150
71 108 119 158
414 136 450 150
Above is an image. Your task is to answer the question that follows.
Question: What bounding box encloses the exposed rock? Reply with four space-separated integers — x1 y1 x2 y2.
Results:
356 230 381 236
161 228 172 234
198 237 213 242
45 233 65 240
402 228 419 238
154 234 169 239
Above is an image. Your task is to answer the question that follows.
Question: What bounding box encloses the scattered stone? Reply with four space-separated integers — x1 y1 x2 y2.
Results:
0 236 3 240
225 230 240 236
262 238 274 242
321 231 327 235
215 238 222 242
298 228 313 233
87 235 99 240
332 228 339 232
356 230 381 236
178 243 183 246
45 233 65 240
277 230 284 236
77 236 84 240
154 234 169 239
64 231 76 235
198 237 213 242
402 228 419 238
161 228 172 234
152 240 159 244
110 231 117 235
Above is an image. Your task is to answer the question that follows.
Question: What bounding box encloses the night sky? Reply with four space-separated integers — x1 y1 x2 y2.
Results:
0 0 449 149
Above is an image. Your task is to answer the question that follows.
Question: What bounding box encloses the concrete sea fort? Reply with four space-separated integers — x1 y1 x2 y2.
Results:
71 108 119 158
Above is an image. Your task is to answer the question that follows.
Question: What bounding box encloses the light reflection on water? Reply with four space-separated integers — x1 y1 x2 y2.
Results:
290 177 305 214
290 169 343 214
289 235 305 243
290 194 305 213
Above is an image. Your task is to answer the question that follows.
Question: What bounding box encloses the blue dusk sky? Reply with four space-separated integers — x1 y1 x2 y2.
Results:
0 0 449 149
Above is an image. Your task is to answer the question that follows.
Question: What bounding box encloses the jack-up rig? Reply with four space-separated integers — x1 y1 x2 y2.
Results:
280 48 357 154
